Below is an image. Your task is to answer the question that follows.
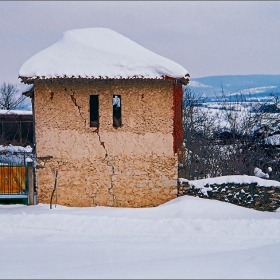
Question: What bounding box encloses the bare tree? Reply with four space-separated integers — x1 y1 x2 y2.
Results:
182 85 280 181
0 82 24 110
182 86 220 179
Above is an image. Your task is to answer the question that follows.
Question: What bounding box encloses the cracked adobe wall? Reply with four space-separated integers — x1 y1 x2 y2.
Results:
34 79 180 207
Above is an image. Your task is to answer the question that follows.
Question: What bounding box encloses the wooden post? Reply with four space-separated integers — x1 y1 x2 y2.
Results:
50 170 58 209
27 162 34 205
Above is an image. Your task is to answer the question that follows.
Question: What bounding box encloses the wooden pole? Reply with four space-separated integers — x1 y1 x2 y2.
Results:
27 162 34 205
50 170 58 209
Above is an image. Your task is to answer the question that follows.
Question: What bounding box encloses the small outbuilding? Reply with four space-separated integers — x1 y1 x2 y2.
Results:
19 27 189 207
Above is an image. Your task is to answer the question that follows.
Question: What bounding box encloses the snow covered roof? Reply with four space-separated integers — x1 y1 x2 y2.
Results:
19 27 189 83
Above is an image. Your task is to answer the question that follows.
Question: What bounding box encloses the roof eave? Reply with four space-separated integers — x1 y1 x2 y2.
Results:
22 85 34 98
19 74 190 85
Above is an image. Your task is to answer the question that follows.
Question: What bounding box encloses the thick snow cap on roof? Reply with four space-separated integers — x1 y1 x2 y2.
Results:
19 27 189 82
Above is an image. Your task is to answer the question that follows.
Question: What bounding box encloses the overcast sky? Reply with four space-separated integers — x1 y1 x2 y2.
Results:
1 1 280 85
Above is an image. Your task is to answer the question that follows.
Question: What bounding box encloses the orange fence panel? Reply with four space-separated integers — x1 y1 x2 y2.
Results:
0 165 26 194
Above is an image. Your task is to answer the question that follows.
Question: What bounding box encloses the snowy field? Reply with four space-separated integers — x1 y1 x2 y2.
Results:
1 196 280 279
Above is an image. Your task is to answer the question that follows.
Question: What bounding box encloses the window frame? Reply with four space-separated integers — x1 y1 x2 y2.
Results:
113 94 122 128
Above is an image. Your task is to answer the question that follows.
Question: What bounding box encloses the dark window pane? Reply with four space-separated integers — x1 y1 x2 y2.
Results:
90 95 99 127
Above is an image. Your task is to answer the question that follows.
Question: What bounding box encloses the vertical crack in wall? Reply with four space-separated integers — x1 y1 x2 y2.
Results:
68 89 87 127
95 129 116 204
45 80 116 205
57 80 87 127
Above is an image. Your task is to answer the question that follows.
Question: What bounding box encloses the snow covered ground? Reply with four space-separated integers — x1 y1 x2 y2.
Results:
1 196 280 279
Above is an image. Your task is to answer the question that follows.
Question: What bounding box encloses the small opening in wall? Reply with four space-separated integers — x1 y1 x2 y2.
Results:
113 95 121 127
90 95 99 127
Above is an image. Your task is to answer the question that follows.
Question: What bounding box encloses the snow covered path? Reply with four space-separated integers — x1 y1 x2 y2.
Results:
1 196 280 279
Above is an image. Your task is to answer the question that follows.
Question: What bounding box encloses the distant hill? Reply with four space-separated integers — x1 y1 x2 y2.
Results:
189 74 280 102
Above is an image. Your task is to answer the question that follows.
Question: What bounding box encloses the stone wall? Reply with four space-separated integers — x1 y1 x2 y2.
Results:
178 181 280 212
34 79 179 207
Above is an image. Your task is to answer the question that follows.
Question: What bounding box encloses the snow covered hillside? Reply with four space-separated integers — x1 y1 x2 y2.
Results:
189 74 280 102
1 196 280 279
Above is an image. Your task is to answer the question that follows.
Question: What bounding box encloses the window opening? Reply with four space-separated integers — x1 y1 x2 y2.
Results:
113 95 121 127
90 95 99 127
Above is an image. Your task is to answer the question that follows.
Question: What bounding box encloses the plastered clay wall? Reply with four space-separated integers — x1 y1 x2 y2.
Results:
34 79 180 207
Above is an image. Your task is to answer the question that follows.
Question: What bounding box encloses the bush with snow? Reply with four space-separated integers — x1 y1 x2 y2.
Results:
0 144 34 165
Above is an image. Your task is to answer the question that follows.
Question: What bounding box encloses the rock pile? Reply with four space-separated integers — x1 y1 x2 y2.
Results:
178 181 280 212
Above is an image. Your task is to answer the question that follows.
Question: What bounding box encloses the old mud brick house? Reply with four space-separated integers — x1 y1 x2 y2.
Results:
19 27 189 207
